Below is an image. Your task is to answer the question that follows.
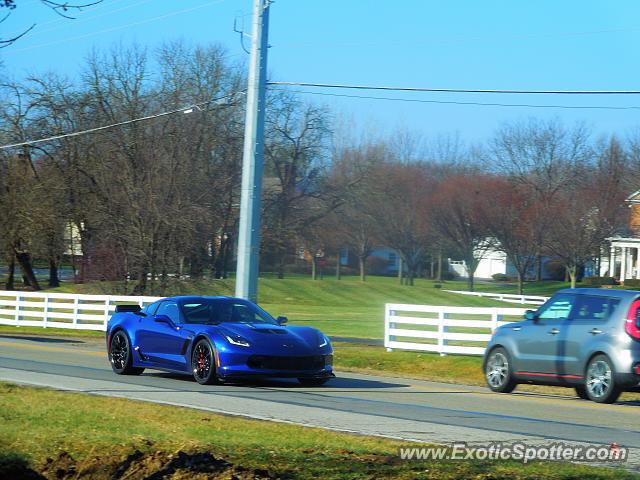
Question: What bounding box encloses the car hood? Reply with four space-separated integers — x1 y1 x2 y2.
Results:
212 323 324 354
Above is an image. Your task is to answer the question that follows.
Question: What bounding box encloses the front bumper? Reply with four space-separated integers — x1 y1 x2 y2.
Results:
217 351 334 379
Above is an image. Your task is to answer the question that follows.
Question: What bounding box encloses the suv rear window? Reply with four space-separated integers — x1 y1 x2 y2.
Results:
572 295 620 321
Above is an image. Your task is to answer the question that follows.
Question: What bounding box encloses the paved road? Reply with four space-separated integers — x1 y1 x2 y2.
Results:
1 334 639 470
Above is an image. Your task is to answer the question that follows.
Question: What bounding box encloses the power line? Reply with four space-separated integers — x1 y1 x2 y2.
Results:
278 88 640 111
0 91 243 150
6 0 228 54
268 81 640 95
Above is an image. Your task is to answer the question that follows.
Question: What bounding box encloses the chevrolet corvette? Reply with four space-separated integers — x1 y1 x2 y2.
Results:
106 296 334 386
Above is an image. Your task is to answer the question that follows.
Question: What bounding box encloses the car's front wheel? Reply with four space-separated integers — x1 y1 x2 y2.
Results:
192 339 219 385
298 378 330 387
485 347 517 393
585 355 621 404
109 331 144 375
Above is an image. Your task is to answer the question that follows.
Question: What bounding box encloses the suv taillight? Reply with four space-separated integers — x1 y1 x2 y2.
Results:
625 300 640 340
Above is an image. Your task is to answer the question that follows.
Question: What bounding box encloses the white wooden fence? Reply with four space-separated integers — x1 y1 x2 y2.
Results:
444 289 549 305
0 291 162 331
384 303 528 356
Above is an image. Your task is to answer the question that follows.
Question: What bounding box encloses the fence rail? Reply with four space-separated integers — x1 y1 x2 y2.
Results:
0 291 162 331
444 290 549 305
384 303 527 356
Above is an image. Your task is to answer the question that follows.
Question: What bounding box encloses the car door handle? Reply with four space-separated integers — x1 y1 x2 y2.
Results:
590 328 603 335
511 326 521 332
548 328 560 335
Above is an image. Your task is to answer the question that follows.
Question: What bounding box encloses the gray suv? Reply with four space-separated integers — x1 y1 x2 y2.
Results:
484 288 640 403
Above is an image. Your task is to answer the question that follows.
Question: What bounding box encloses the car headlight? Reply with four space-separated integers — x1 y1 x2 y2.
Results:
224 333 251 347
318 332 328 348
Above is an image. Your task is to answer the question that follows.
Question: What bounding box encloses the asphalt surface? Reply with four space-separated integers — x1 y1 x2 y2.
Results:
1 334 639 470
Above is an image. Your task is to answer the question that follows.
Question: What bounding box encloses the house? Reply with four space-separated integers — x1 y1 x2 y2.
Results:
607 189 640 281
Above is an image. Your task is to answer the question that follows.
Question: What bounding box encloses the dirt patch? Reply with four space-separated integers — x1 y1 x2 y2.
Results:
38 449 284 480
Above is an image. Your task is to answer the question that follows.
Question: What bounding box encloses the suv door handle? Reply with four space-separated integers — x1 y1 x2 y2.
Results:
548 328 560 335
590 328 603 335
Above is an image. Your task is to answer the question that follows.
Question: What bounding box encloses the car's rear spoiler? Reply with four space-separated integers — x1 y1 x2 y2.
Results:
115 304 143 315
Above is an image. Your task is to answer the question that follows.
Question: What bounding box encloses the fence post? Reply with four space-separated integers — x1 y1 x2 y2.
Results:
385 304 395 352
491 308 499 335
15 293 21 326
438 307 448 356
72 296 79 329
104 296 111 331
43 293 49 328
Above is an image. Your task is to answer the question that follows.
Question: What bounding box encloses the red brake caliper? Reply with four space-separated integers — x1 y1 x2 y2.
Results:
198 352 204 370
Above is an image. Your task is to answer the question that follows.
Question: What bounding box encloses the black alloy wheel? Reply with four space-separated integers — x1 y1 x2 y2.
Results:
192 339 219 385
109 331 144 375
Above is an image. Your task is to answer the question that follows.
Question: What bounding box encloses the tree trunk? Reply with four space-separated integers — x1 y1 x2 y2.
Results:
335 255 341 280
467 274 474 291
6 256 15 290
359 256 366 282
398 256 403 284
564 266 570 282
311 257 317 280
569 265 578 289
430 258 434 279
15 251 41 291
535 255 542 282
48 257 60 288
277 253 286 279
517 270 524 295
436 252 442 282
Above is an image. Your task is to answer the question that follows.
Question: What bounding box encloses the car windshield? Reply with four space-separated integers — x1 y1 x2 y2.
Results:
180 299 278 325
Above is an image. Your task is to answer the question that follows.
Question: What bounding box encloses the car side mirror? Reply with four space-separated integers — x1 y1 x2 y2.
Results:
524 310 539 323
277 316 288 325
154 314 174 326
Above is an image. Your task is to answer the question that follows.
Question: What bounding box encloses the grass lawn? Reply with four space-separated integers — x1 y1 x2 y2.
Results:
0 382 635 480
3 276 529 339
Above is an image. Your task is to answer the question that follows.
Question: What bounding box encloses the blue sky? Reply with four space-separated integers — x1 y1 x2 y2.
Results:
2 0 639 143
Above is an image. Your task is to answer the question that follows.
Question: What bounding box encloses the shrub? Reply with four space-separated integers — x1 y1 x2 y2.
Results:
439 270 458 281
491 273 510 282
366 256 390 276
622 278 640 289
544 260 566 281
582 276 617 287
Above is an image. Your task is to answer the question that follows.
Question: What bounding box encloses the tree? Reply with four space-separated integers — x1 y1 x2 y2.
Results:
262 92 333 278
545 136 628 287
431 174 491 291
491 118 591 280
1 1 103 48
480 176 538 294
371 162 434 286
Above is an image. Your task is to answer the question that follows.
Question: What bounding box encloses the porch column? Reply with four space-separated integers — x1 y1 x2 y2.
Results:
609 246 616 278
621 247 628 281
636 248 640 280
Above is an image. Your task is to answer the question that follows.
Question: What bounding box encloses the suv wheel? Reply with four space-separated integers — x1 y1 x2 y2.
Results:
485 347 517 393
585 355 621 404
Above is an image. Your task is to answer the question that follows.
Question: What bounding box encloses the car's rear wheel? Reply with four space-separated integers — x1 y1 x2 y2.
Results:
192 339 219 385
298 378 330 387
585 355 621 404
485 347 517 393
109 331 144 375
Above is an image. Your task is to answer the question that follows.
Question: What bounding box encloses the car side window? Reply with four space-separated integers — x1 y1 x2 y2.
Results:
156 301 181 324
142 301 161 316
571 296 620 322
536 294 576 321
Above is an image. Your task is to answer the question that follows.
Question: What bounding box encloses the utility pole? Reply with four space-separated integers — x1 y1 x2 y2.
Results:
235 0 271 302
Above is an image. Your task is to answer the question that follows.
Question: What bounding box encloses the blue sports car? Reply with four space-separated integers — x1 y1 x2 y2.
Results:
106 296 334 386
